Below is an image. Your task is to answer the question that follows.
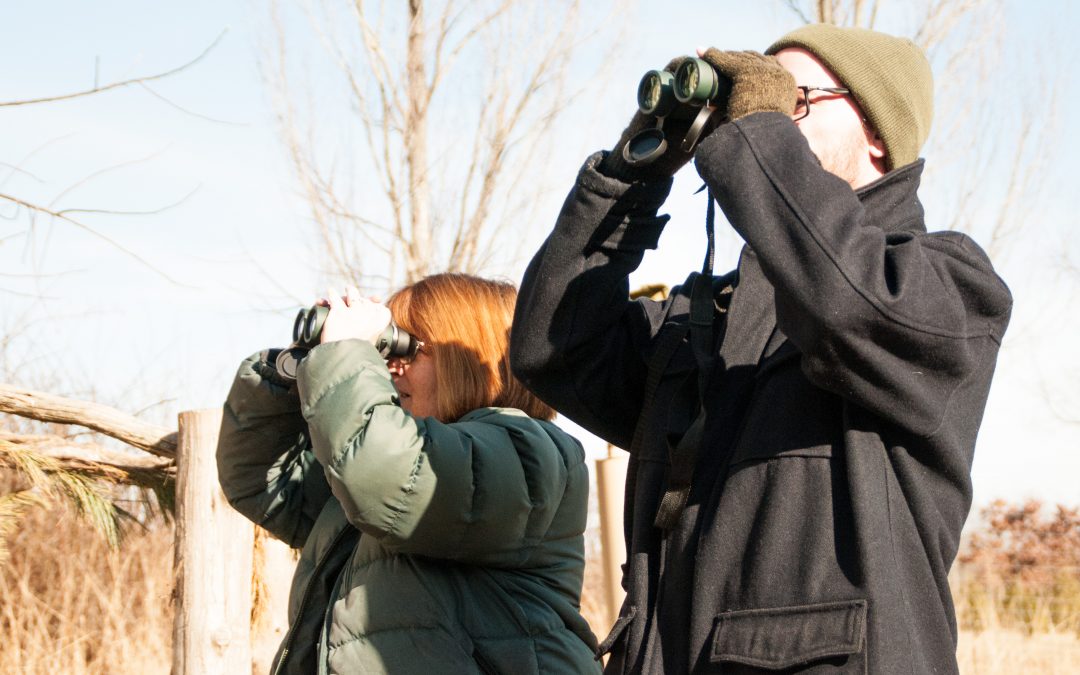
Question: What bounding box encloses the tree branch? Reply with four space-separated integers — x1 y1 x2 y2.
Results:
0 30 227 108
0 384 176 459
0 433 175 484
0 192 191 287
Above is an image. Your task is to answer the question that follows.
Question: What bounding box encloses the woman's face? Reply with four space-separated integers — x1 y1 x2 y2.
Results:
388 348 439 419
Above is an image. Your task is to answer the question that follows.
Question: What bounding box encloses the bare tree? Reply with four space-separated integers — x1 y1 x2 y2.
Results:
0 33 225 286
267 0 630 290
0 39 224 549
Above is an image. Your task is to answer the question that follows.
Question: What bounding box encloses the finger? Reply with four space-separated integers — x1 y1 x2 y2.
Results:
700 48 742 77
696 46 706 57
326 287 341 308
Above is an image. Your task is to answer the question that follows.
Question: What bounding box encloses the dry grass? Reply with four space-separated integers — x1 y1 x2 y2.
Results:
0 500 173 675
957 629 1080 674
577 559 1080 675
580 518 610 635
575 498 1080 673
1 493 1078 674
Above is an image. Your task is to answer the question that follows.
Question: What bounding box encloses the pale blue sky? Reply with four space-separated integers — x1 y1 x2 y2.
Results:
1 1 1076 510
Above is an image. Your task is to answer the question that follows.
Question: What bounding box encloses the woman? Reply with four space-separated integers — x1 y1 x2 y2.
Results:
216 273 600 675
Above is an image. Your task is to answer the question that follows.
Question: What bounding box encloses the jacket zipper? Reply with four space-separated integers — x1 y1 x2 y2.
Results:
272 526 354 675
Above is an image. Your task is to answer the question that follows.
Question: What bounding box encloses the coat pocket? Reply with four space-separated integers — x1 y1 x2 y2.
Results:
709 600 867 671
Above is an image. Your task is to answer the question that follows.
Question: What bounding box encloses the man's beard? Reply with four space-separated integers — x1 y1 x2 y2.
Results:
816 128 865 187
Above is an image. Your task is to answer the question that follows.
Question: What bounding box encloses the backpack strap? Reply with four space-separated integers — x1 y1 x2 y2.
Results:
653 272 715 530
627 277 696 459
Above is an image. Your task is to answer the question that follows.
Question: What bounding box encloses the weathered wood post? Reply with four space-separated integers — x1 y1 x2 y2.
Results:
173 408 254 674
595 445 628 629
252 533 296 674
0 385 295 670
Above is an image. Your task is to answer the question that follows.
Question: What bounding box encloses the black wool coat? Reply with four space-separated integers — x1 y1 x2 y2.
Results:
511 112 1012 674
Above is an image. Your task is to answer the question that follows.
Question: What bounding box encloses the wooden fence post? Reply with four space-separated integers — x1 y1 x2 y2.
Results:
595 445 629 629
0 385 296 670
252 533 296 674
172 408 254 675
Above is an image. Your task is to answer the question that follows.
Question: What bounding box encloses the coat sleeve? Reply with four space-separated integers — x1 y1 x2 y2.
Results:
510 152 676 449
296 339 586 567
694 112 1013 436
216 350 332 548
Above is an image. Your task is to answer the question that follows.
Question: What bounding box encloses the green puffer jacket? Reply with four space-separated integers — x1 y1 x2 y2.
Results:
216 340 600 675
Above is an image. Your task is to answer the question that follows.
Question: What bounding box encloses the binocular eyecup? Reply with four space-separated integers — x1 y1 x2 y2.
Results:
625 57 732 167
273 304 420 383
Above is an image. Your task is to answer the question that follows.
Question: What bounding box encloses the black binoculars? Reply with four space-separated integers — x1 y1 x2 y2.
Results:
274 304 420 382
624 57 732 166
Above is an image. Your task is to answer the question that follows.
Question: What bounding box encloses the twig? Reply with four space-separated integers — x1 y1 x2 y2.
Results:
0 192 192 288
58 185 201 217
0 30 228 108
137 82 246 126
48 148 171 208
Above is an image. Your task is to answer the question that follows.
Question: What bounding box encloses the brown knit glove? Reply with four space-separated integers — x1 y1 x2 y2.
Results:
600 56 713 181
698 49 797 121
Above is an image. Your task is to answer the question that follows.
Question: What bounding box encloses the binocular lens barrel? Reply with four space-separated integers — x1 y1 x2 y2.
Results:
375 324 419 361
637 69 677 116
292 308 306 344
625 57 732 167
674 58 720 104
290 304 419 359
301 306 328 347
278 304 419 384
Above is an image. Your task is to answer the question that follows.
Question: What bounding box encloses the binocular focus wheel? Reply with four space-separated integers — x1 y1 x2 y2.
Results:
623 128 668 166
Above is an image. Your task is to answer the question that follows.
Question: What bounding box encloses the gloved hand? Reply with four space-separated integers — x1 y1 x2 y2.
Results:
697 49 797 121
599 56 709 181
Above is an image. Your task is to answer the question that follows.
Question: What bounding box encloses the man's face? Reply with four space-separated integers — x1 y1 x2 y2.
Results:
774 48 885 188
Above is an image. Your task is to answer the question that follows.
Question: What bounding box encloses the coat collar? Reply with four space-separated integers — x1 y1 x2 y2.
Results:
854 159 927 235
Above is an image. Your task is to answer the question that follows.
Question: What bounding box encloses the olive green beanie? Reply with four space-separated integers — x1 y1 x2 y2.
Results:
766 24 933 171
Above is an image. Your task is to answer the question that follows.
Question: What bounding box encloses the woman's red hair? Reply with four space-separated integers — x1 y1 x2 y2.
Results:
387 273 554 422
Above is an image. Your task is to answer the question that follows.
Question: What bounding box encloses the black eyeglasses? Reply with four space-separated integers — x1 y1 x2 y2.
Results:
386 340 427 369
793 86 851 121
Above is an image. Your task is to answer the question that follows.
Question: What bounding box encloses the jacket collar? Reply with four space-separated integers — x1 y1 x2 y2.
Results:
854 159 927 235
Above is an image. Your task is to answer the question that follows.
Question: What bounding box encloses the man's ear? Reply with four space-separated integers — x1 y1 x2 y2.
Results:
867 127 886 168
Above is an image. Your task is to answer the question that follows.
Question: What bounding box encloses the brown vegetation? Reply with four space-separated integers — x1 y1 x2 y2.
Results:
950 499 1080 673
955 499 1080 635
0 498 173 675
1 496 1077 673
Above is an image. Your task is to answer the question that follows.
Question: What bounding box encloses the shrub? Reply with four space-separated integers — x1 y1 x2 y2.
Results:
955 500 1080 635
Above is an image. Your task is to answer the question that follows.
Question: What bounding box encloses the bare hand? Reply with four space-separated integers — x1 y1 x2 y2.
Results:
318 286 391 345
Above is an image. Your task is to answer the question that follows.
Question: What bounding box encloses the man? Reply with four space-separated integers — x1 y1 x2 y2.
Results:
511 24 1012 674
